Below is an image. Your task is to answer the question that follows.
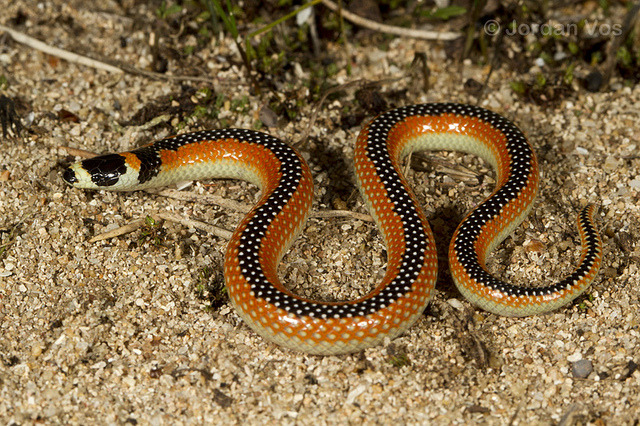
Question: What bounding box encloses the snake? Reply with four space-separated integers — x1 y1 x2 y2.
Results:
63 103 603 355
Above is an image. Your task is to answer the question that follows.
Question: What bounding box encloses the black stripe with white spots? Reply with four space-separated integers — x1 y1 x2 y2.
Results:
383 104 599 299
559 207 601 285
369 104 531 300
229 124 429 319
241 103 534 318
382 104 545 297
412 104 540 297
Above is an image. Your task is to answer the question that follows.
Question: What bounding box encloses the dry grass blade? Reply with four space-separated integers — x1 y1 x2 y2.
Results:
321 0 460 41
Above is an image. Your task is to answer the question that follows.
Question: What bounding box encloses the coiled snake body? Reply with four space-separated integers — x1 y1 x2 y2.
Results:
63 103 603 355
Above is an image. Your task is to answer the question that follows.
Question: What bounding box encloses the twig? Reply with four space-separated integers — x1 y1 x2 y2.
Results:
154 189 373 221
147 189 252 213
89 218 146 242
320 0 460 41
87 206 372 243
404 152 412 177
0 24 225 85
0 24 123 74
156 212 233 240
311 209 372 222
62 146 101 158
87 212 234 241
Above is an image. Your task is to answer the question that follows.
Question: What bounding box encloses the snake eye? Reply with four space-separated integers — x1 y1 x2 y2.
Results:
62 166 78 184
81 154 128 187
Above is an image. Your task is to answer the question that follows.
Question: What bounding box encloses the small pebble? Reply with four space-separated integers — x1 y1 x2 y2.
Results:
572 359 593 379
583 70 603 92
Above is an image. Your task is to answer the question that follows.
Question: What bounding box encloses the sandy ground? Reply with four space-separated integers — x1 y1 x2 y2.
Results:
1 1 639 424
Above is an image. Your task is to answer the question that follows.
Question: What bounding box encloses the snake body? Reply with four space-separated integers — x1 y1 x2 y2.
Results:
63 103 603 355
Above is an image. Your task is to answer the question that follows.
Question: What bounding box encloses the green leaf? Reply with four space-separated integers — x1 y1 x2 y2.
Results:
156 1 182 19
510 80 526 95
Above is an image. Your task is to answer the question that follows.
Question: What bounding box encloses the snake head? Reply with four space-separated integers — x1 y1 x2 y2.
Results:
63 154 128 189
